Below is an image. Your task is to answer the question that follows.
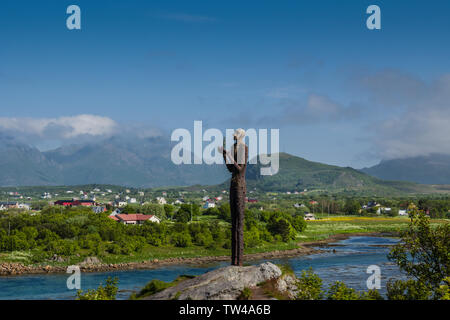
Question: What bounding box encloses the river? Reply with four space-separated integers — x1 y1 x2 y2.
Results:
0 236 407 300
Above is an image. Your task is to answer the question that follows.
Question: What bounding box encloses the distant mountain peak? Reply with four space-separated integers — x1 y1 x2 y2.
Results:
361 153 450 185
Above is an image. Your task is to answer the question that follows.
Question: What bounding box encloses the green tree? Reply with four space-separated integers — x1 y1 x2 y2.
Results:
163 204 175 219
267 215 296 242
387 210 449 299
217 203 231 222
344 199 361 215
173 209 191 223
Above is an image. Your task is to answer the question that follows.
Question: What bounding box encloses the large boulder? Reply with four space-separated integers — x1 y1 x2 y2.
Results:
144 262 282 300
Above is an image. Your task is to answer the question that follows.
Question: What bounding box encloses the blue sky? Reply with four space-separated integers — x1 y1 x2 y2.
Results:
1 0 450 168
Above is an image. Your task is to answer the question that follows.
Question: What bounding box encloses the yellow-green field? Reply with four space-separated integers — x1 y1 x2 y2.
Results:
297 216 447 242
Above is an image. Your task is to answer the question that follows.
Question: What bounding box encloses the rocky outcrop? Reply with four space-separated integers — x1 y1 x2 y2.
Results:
78 256 101 266
275 274 299 299
145 262 283 300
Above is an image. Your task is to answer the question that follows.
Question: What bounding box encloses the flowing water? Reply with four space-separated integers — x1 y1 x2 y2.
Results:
0 236 406 300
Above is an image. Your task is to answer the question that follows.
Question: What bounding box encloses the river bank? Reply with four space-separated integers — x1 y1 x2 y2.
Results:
0 231 398 276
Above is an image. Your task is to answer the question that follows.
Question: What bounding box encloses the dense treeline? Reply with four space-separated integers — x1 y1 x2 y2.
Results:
0 204 306 263
254 195 450 218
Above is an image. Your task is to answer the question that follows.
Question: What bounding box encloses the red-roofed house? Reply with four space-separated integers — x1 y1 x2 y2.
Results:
54 199 96 207
109 214 160 225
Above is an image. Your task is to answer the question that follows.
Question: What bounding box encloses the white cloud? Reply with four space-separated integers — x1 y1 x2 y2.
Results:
258 93 362 125
0 114 118 141
366 72 450 159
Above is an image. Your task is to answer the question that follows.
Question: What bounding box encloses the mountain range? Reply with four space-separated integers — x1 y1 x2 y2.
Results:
0 133 449 195
361 154 450 185
0 133 227 188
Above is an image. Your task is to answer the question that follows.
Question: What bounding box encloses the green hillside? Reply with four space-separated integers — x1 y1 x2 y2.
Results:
240 153 437 195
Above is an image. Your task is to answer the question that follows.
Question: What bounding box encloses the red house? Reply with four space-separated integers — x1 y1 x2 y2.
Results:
54 199 96 207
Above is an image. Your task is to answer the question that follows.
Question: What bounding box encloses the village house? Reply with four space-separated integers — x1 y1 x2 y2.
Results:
18 203 31 210
156 197 167 205
41 192 52 199
54 199 96 207
109 214 160 225
174 199 185 205
115 200 128 208
92 206 107 213
0 202 30 211
304 213 316 221
203 201 216 209
110 208 122 216
0 202 19 210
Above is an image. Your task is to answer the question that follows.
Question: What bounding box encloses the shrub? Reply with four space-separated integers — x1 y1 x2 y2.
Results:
238 287 252 300
327 281 361 300
296 268 324 300
171 232 192 247
76 277 118 300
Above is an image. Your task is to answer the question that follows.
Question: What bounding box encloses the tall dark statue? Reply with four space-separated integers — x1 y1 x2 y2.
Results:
219 129 248 266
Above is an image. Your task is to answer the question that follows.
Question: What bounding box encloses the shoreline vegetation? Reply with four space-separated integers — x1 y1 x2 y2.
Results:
0 230 397 276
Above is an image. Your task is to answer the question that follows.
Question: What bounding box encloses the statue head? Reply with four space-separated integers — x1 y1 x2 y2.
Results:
233 128 245 143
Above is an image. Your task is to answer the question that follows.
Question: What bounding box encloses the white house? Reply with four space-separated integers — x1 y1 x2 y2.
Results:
116 201 127 208
110 208 122 216
304 213 316 221
148 215 161 223
157 197 167 205
129 198 137 204
398 210 408 216
203 201 216 209
18 203 31 210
